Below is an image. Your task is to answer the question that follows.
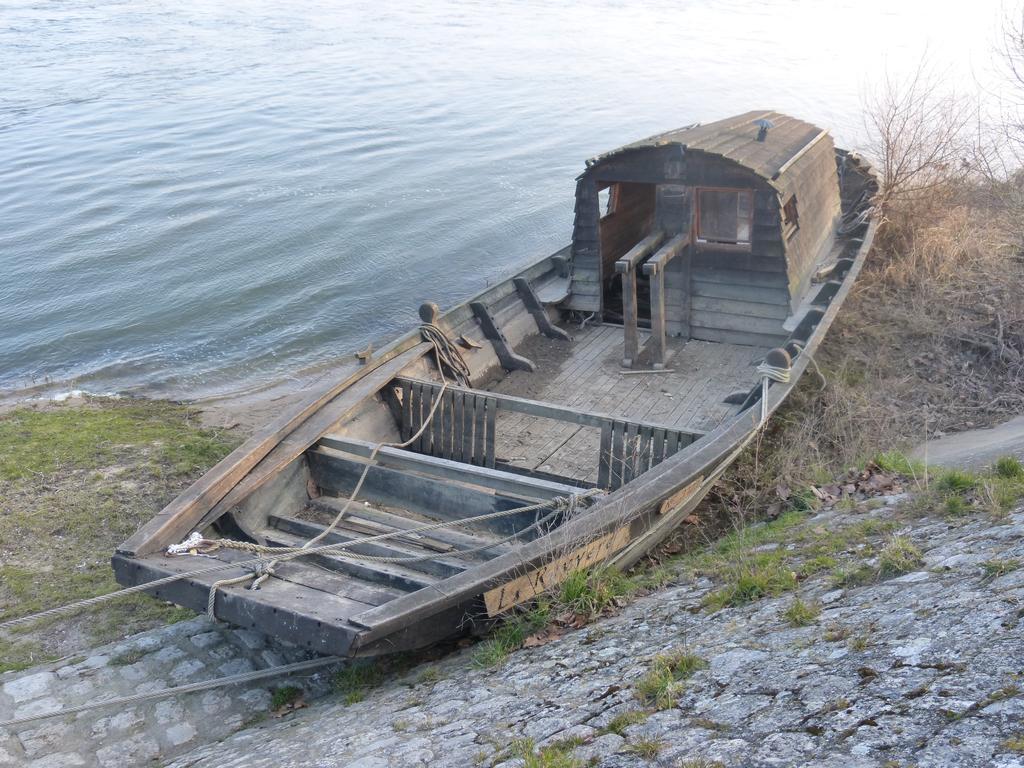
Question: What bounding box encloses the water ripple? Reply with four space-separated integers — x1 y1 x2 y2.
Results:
0 0 1003 399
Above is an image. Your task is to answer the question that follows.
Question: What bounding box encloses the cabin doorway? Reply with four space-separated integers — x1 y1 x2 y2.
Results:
597 181 658 326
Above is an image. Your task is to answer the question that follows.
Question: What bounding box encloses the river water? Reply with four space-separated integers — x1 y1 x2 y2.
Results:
0 0 1004 400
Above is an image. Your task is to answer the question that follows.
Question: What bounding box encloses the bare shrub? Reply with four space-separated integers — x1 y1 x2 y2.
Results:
863 61 974 212
972 7 1024 246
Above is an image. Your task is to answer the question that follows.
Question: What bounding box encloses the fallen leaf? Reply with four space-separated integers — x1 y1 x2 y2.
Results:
271 697 307 718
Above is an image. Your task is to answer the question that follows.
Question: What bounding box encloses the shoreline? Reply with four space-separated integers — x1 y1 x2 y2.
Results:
0 345 375 434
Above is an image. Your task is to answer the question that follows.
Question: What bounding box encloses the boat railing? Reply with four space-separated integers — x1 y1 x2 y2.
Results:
390 376 705 491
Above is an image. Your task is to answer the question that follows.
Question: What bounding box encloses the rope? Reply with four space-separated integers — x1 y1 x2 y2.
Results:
195 501 581 562
0 655 342 729
755 360 792 384
791 342 826 390
202 320 466 617
419 323 471 386
0 491 603 632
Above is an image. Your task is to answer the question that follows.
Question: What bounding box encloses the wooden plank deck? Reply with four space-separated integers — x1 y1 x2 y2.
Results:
487 324 767 483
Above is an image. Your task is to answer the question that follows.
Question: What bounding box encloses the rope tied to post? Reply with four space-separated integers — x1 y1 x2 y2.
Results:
753 341 828 424
419 322 471 386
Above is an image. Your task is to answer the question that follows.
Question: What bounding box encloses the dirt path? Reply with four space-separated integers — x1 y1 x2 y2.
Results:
914 414 1024 470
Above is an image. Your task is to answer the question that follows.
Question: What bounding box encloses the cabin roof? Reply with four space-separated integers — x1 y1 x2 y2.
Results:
588 110 827 184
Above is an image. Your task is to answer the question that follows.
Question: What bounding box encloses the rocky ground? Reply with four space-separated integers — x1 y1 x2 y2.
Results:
0 617 334 767
3 488 1023 767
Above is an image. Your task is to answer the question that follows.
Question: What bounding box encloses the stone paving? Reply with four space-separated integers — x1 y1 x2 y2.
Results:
4 501 1024 767
164 502 1024 768
0 616 334 767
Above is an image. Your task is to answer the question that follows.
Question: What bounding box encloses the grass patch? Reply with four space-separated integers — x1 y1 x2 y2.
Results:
415 667 441 685
832 535 923 588
943 494 969 517
878 536 925 577
0 636 54 674
602 710 649 736
110 647 147 667
0 398 238 664
798 554 838 577
472 603 550 668
690 717 731 733
635 649 708 710
874 450 925 478
1004 734 1024 753
506 738 582 768
995 456 1024 479
628 737 664 759
473 566 640 668
832 563 877 588
848 633 873 652
558 567 634 619
0 399 235 481
333 662 384 704
823 624 853 643
981 558 1021 581
270 685 303 710
935 469 978 494
702 555 798 611
783 596 821 627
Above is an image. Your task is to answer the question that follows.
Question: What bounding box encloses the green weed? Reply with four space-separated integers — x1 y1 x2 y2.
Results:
783 597 821 627
602 710 648 735
873 450 925 477
628 737 664 759
507 738 583 768
935 469 977 494
110 647 147 667
472 603 550 668
558 567 634 619
995 456 1024 479
944 495 969 516
1003 734 1024 753
981 558 1021 581
270 686 303 710
702 556 798 610
0 636 53 674
416 667 441 685
333 663 383 704
878 536 925 577
0 400 236 481
848 633 872 651
635 649 707 710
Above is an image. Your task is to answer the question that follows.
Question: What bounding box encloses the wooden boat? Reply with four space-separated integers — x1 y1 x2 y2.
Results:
114 111 878 657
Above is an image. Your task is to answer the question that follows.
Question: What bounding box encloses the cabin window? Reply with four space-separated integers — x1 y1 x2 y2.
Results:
783 195 799 238
696 188 753 246
598 183 618 218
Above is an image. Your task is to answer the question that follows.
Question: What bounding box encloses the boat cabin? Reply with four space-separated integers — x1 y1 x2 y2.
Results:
565 110 842 365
